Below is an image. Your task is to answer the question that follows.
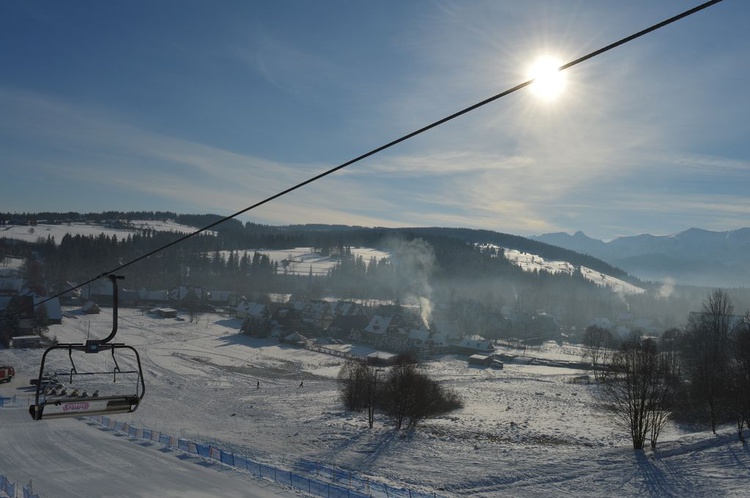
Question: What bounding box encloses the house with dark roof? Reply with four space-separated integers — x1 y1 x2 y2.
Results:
327 314 369 339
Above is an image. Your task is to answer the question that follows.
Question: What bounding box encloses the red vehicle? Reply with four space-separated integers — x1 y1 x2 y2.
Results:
0 365 15 383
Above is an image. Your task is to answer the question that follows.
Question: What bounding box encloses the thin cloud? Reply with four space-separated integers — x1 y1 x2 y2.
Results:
1 1 748 241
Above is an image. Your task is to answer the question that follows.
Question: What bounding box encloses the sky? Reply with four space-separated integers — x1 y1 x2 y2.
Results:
1 0 748 241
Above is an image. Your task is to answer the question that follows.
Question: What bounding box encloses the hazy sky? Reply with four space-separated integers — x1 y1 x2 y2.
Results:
2 0 747 240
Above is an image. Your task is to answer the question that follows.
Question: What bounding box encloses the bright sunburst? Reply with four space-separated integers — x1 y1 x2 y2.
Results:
527 56 566 101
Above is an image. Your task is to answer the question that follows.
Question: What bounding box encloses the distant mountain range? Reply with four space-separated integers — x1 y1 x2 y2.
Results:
532 228 750 288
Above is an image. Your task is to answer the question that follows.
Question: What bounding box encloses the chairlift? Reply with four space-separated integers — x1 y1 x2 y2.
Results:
29 275 145 420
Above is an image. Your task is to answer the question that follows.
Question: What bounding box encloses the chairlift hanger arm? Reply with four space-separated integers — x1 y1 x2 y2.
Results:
90 274 124 348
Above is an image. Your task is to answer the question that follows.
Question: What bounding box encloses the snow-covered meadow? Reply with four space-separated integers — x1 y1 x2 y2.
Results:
0 220 204 245
502 248 645 295
1 308 748 497
230 247 391 276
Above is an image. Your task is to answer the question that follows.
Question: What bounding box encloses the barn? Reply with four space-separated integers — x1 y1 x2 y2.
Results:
467 354 504 369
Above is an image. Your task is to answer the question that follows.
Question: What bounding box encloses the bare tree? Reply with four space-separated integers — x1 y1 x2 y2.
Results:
182 289 201 323
381 354 419 430
727 314 750 441
337 360 385 428
582 325 616 380
683 290 734 433
337 359 371 413
366 367 383 429
599 334 676 450
380 353 463 429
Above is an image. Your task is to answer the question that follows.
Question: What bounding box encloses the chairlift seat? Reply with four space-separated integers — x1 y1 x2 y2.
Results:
29 394 141 420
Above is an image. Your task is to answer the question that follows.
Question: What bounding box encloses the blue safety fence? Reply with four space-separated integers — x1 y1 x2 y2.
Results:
0 395 17 407
22 484 40 498
0 474 15 498
1 473 41 498
89 416 439 498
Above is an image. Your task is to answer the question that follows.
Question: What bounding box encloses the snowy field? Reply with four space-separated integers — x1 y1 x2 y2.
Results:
1 308 749 497
0 221 387 277
229 247 391 276
0 220 206 245
502 248 645 295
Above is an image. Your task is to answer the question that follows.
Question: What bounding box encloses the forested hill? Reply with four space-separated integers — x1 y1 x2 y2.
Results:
397 227 632 282
0 212 638 288
272 224 634 284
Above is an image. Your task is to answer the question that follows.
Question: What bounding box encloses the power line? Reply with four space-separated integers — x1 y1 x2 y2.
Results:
20 0 724 312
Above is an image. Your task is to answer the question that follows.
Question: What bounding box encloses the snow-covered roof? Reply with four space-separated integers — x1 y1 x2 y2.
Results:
236 301 268 318
0 278 24 293
284 331 307 342
408 328 430 342
364 314 392 334
18 290 63 321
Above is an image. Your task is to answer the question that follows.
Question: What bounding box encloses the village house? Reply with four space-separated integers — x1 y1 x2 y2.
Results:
236 300 272 336
362 305 425 353
138 288 171 305
205 290 237 308
82 279 137 306
0 278 26 296
450 335 495 355
327 314 369 340
427 331 451 354
235 300 268 320
281 331 308 347
153 308 178 319
407 328 431 353
81 300 100 314
301 300 335 330
49 281 81 305
468 353 504 369
29 292 62 324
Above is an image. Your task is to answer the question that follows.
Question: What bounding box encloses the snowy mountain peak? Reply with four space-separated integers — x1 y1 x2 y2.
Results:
533 227 750 288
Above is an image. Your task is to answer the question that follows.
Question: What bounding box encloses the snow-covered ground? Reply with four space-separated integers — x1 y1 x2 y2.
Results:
227 247 391 276
0 220 207 245
1 308 748 497
502 248 645 295
0 221 385 277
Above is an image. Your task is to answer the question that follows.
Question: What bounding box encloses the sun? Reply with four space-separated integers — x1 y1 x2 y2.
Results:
527 56 566 101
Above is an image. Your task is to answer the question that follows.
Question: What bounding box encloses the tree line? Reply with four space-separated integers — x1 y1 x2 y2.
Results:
593 290 750 449
7 211 748 338
2 216 637 331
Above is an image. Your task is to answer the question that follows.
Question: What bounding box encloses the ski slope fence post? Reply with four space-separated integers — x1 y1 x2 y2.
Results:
87 416 440 498
22 482 40 498
0 474 16 498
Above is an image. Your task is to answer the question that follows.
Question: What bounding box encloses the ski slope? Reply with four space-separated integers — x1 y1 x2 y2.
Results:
1 307 748 497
